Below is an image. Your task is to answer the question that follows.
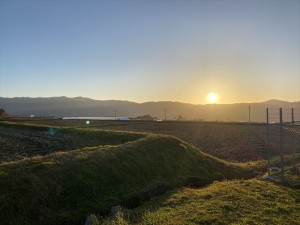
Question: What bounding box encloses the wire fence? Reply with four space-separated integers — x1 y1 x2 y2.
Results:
266 108 300 185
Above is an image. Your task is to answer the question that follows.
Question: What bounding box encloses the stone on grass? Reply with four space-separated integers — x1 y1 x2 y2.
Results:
110 205 121 218
84 214 98 225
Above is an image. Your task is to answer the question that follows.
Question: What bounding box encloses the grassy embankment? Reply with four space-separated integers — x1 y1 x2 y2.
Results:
0 122 254 225
100 179 300 225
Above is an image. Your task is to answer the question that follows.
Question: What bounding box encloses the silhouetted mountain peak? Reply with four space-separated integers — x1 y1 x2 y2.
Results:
263 99 289 104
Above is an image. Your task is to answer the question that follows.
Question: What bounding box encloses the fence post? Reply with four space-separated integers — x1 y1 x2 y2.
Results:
279 108 285 183
266 108 270 176
292 108 295 169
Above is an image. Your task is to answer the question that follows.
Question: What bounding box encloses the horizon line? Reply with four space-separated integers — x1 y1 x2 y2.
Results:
1 96 299 105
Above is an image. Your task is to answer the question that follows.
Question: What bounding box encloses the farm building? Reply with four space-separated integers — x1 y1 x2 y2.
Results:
62 116 130 121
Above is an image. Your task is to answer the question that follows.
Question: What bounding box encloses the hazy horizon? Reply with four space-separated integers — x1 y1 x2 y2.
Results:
0 95 299 105
1 0 299 104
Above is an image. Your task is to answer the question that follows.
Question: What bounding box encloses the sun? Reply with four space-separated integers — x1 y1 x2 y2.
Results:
206 92 219 104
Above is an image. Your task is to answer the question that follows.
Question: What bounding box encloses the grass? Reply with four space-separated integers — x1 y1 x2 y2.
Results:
99 179 300 225
0 123 254 225
2 122 299 225
264 162 300 185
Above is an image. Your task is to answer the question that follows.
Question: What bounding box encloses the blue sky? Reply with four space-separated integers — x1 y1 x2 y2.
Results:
0 0 299 104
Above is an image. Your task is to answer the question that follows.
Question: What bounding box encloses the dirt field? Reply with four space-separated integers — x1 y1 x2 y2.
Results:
1 118 299 163
0 122 136 162
95 121 269 162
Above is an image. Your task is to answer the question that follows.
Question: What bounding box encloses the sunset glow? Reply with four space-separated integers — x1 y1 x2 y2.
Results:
0 1 299 104
206 92 219 104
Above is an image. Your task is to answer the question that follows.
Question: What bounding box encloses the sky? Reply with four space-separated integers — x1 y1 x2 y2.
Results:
0 0 299 104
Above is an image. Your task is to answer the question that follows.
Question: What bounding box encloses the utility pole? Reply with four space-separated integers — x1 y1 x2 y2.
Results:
266 108 270 176
292 108 295 169
164 108 167 121
248 105 251 123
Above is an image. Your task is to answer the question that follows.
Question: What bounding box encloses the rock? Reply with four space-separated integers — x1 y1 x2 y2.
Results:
84 214 98 225
110 205 121 218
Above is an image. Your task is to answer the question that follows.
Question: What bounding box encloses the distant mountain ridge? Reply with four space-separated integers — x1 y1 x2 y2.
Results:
0 97 299 122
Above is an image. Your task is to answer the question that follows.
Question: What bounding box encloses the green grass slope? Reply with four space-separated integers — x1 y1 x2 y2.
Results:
0 125 253 225
102 179 300 225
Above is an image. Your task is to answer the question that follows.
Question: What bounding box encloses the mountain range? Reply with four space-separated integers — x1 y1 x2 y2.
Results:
1 97 299 122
